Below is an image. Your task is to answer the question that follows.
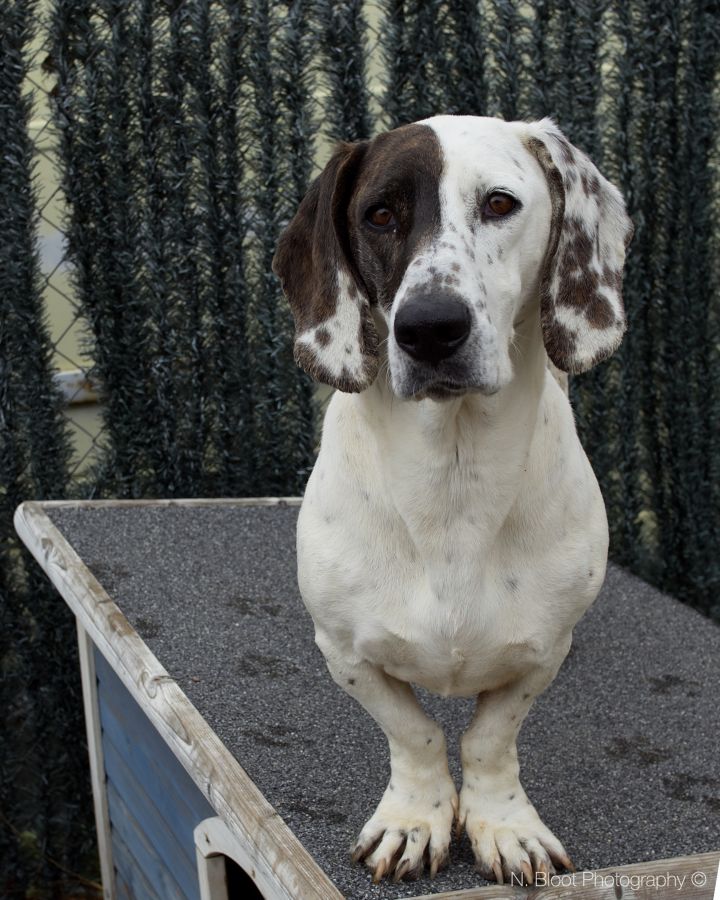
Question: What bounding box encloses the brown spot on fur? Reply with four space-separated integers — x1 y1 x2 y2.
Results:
315 326 331 346
601 264 623 291
585 294 616 328
555 134 575 165
543 318 578 369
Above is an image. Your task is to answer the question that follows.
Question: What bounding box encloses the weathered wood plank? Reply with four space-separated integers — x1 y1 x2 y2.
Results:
14 501 341 900
194 816 268 897
112 827 166 900
38 497 302 510
98 699 209 849
77 622 115 899
107 781 190 900
103 740 200 892
412 851 720 899
96 649 214 852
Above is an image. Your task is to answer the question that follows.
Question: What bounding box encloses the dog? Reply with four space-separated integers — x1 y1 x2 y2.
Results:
273 115 632 885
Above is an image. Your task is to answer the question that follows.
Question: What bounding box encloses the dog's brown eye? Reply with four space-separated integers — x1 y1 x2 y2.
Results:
486 193 516 218
366 206 396 231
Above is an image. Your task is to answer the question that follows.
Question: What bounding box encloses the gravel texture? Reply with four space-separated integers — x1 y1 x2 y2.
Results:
50 504 720 898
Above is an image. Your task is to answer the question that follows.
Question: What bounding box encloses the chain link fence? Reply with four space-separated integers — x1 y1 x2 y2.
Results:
2 0 719 894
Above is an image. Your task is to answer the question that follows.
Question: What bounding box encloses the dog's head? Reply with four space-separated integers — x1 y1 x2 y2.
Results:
273 115 633 398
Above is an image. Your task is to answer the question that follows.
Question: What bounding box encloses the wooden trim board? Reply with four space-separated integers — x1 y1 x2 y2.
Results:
412 852 720 898
77 621 115 899
14 499 720 900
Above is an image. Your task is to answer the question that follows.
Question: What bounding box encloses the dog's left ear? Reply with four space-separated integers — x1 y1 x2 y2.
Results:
524 119 634 373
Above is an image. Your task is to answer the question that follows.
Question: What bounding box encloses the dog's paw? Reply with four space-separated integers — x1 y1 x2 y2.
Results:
458 786 574 885
351 774 458 882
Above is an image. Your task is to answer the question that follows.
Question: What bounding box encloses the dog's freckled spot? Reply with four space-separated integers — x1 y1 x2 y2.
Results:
347 678 355 685
486 253 494 266
588 569 594 578
345 344 352 354
506 577 519 592
508 793 515 800
434 800 441 808
451 262 461 272
315 326 331 346
522 692 531 700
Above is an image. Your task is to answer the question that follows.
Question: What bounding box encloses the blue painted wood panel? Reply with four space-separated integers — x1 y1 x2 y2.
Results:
94 649 215 899
113 826 172 900
103 737 200 892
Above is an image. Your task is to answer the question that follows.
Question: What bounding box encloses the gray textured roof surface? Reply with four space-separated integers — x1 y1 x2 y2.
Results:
49 504 720 899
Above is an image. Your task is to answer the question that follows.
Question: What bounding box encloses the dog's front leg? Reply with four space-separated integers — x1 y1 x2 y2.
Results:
458 661 575 885
317 634 457 882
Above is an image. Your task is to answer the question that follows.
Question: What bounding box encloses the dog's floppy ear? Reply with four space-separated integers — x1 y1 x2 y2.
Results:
524 119 633 374
273 141 379 393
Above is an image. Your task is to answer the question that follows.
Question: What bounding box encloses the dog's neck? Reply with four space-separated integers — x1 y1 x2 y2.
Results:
359 310 547 438
350 312 550 551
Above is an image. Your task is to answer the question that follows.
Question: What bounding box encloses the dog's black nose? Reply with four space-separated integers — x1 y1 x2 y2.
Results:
394 295 472 365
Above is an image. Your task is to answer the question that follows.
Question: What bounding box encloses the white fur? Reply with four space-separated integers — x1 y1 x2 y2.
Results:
296 116 615 883
295 269 368 382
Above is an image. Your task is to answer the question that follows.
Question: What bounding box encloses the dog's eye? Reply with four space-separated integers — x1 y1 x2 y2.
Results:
485 192 516 218
365 206 397 231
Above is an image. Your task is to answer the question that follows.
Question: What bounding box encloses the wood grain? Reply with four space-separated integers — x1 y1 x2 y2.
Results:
412 851 720 899
77 623 115 899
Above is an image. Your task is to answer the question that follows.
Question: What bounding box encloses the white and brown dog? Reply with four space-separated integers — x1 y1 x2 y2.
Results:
273 115 632 885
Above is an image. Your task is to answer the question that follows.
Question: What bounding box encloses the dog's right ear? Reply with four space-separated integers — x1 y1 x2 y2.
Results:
273 141 379 393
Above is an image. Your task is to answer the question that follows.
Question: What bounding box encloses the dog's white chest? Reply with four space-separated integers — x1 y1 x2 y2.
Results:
343 557 547 696
297 379 607 699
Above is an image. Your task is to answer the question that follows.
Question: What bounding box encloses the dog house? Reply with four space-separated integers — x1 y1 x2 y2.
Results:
15 498 720 899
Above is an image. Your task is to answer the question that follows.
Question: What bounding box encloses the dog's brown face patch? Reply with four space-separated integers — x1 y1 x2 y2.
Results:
346 124 443 311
